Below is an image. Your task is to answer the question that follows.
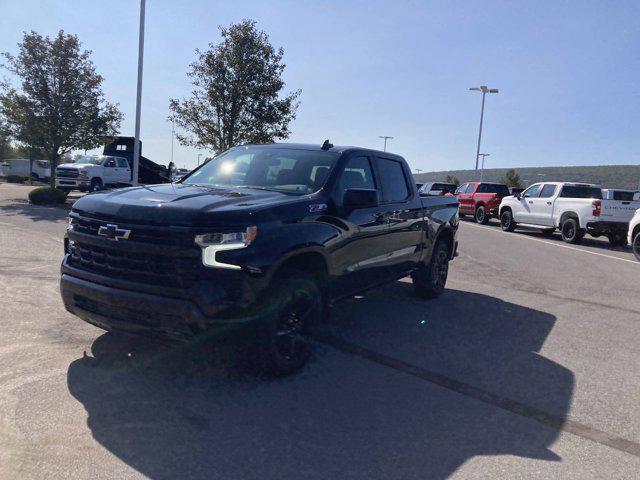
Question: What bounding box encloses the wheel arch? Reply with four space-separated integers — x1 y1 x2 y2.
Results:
558 211 579 227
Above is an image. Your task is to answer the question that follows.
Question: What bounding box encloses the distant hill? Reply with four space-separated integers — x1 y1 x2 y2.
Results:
414 165 640 190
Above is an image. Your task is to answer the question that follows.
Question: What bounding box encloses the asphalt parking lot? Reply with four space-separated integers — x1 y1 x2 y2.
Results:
1 183 639 479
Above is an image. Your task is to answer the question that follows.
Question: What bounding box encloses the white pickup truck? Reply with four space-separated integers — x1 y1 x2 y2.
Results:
628 209 640 261
499 182 640 245
55 155 132 192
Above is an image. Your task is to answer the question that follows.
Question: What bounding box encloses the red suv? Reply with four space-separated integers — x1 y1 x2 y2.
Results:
456 182 511 224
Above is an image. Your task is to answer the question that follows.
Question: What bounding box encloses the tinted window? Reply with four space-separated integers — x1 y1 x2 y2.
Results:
458 183 474 194
104 158 116 167
116 158 128 168
559 185 602 199
183 147 339 193
377 158 409 202
477 183 510 195
432 183 457 194
523 184 542 198
612 191 637 201
539 184 557 198
338 156 375 193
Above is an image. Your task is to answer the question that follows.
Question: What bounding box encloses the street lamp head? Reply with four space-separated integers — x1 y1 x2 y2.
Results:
469 87 481 91
489 89 499 93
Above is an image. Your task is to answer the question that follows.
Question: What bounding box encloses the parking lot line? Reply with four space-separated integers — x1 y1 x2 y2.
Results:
461 222 639 266
317 333 640 458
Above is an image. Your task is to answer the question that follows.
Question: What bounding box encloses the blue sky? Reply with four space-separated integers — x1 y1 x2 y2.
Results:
1 0 639 171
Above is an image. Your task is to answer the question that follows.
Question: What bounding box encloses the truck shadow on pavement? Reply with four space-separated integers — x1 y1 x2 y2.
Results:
67 284 573 480
0 201 71 223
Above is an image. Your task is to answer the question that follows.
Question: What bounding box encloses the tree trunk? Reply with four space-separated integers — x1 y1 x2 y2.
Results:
49 152 58 189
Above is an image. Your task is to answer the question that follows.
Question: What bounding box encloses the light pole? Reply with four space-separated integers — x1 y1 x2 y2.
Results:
170 119 175 166
478 153 490 181
469 85 498 180
197 153 202 166
378 135 394 152
132 0 146 186
415 168 423 175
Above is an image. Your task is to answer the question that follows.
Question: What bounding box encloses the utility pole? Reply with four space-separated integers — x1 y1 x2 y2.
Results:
378 135 394 152
132 0 146 186
197 153 202 166
478 153 490 181
415 168 423 175
469 85 498 179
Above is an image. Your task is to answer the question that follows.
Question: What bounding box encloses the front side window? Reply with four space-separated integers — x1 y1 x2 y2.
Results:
182 147 339 194
104 158 116 168
523 184 542 198
539 184 557 198
338 156 375 193
377 158 409 202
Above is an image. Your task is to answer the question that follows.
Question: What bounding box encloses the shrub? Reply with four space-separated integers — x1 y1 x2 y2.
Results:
5 175 29 183
28 187 68 205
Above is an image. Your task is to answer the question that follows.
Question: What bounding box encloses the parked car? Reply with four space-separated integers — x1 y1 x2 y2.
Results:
60 142 459 375
56 155 132 192
627 209 640 261
498 182 639 245
171 168 191 182
418 182 457 196
455 181 510 224
0 158 51 181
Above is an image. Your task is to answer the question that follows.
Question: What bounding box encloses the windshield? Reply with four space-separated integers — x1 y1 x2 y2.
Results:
182 146 339 193
74 156 103 165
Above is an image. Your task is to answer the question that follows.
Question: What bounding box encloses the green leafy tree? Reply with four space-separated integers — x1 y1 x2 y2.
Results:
502 168 522 188
444 175 460 186
169 19 301 153
0 30 122 187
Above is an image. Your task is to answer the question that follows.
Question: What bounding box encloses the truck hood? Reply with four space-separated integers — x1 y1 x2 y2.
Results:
57 163 92 170
71 183 304 226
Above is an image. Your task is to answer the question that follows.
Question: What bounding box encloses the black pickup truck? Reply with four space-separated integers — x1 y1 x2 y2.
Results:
61 142 459 374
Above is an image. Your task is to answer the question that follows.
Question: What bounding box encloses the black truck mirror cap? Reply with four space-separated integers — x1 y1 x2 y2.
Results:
343 188 379 208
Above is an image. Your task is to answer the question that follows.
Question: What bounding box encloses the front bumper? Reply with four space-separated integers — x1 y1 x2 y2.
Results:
56 178 90 190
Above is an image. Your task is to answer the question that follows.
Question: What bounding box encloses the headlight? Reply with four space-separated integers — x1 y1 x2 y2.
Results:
195 226 257 269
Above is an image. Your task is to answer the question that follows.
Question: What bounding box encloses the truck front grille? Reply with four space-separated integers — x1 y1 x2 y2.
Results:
69 241 200 288
57 168 79 178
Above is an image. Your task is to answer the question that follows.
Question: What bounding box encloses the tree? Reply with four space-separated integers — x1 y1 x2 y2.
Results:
444 175 460 186
0 31 122 187
169 20 301 154
502 168 522 188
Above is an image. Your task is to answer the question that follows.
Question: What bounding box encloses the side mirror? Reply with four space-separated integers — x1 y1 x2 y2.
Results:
343 188 378 208
514 192 521 199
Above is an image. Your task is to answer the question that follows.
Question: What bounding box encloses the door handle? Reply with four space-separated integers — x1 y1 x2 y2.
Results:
546 201 552 205
528 201 533 204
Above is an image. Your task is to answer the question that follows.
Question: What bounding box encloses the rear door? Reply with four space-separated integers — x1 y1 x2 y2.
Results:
374 155 423 278
528 184 557 225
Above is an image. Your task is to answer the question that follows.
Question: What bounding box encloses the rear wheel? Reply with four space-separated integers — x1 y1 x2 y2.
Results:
607 233 627 247
259 269 321 376
561 218 584 244
89 178 103 192
633 233 640 262
500 209 516 232
413 240 450 299
475 205 489 224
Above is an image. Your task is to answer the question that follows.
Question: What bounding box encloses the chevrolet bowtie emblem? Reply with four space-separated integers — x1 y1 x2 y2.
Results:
97 224 131 241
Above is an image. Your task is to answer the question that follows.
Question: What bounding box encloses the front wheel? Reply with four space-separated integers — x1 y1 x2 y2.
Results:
89 178 103 192
413 240 450 299
607 233 627 247
633 233 640 262
475 205 489 224
500 209 516 232
561 218 584 244
260 270 322 376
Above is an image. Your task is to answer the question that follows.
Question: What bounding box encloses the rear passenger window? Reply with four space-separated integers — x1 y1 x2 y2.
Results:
539 184 556 198
377 158 409 202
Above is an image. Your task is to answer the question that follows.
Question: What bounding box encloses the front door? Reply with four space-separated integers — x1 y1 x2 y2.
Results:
456 183 475 214
102 158 117 184
528 184 557 225
330 155 390 297
515 183 542 223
